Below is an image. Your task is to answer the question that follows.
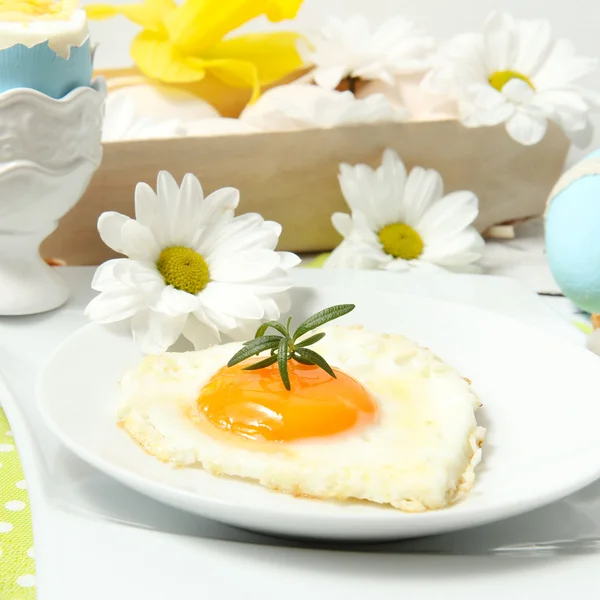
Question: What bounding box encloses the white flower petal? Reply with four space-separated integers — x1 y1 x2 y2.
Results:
198 187 239 225
120 219 161 262
174 173 205 246
199 282 265 320
91 259 127 292
502 78 535 104
378 148 407 224
324 239 390 270
513 18 552 77
421 228 485 266
466 84 514 125
210 249 281 283
131 310 187 354
403 167 443 227
134 183 159 231
417 190 479 242
339 157 405 231
483 12 518 72
505 108 548 145
484 12 518 73
278 252 301 269
534 39 597 90
382 258 412 272
150 286 199 316
182 311 221 350
113 261 164 303
97 212 130 255
85 289 144 324
200 213 278 260
313 65 350 89
331 212 353 238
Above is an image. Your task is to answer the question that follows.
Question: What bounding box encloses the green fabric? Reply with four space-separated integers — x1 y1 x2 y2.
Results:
0 407 35 598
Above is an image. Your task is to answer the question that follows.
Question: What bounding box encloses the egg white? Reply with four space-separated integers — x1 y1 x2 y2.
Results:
118 326 485 511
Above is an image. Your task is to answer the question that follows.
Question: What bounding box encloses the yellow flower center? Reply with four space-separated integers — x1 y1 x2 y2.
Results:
488 70 535 92
156 246 210 295
378 223 424 260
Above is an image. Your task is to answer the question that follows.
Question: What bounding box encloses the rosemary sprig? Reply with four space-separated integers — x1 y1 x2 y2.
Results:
227 304 355 391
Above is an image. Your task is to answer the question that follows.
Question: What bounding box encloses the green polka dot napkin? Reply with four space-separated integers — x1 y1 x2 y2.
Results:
0 407 35 598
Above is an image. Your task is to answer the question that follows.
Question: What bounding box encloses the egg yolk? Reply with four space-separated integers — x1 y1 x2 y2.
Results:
197 359 378 442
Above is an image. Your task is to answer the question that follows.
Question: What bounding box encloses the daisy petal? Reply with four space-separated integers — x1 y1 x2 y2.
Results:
514 18 552 77
313 65 349 90
200 282 265 320
91 259 128 292
331 212 353 237
200 214 277 259
131 310 187 354
378 148 407 224
382 258 411 272
210 249 281 283
505 108 548 145
417 190 479 242
403 167 443 227
134 183 159 231
324 239 390 270
175 173 205 246
85 289 144 324
421 228 485 266
120 219 161 262
182 311 221 350
198 187 240 227
150 286 199 316
502 78 535 104
466 84 514 125
98 212 130 255
484 12 517 72
278 252 301 269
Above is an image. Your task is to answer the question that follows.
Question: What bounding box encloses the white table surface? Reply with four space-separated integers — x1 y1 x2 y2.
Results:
2 267 599 600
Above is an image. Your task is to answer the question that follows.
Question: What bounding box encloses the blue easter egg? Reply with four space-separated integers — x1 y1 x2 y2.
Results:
546 150 600 313
0 38 92 99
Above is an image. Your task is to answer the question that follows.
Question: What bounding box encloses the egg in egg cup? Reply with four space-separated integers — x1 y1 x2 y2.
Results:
0 0 104 315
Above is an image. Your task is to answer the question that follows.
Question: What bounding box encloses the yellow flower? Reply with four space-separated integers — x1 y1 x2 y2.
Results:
86 0 305 102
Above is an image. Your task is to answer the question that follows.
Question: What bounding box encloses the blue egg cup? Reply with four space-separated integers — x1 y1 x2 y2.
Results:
0 37 93 99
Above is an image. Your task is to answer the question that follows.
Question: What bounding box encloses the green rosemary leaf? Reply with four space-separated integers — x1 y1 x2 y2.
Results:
242 355 278 371
291 352 314 366
295 332 326 348
253 321 288 338
241 335 281 349
227 338 281 367
293 304 355 340
277 337 291 390
294 347 336 379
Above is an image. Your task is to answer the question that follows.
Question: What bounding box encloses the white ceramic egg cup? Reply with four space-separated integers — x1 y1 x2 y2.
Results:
0 78 105 315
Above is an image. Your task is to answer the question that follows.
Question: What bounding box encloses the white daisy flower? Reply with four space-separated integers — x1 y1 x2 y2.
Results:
424 12 600 146
299 15 435 90
85 172 300 354
240 83 408 131
324 149 484 272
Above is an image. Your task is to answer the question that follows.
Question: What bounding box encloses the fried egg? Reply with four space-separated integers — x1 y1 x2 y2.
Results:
118 326 485 511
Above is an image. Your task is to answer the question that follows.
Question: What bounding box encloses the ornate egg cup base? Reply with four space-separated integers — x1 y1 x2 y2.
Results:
0 229 69 315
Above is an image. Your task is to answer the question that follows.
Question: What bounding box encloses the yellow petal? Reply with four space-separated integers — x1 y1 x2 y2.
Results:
166 0 303 55
188 57 260 103
86 2 166 32
131 31 206 83
204 32 305 86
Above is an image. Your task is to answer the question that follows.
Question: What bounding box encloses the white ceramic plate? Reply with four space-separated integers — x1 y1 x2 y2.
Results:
38 285 600 541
